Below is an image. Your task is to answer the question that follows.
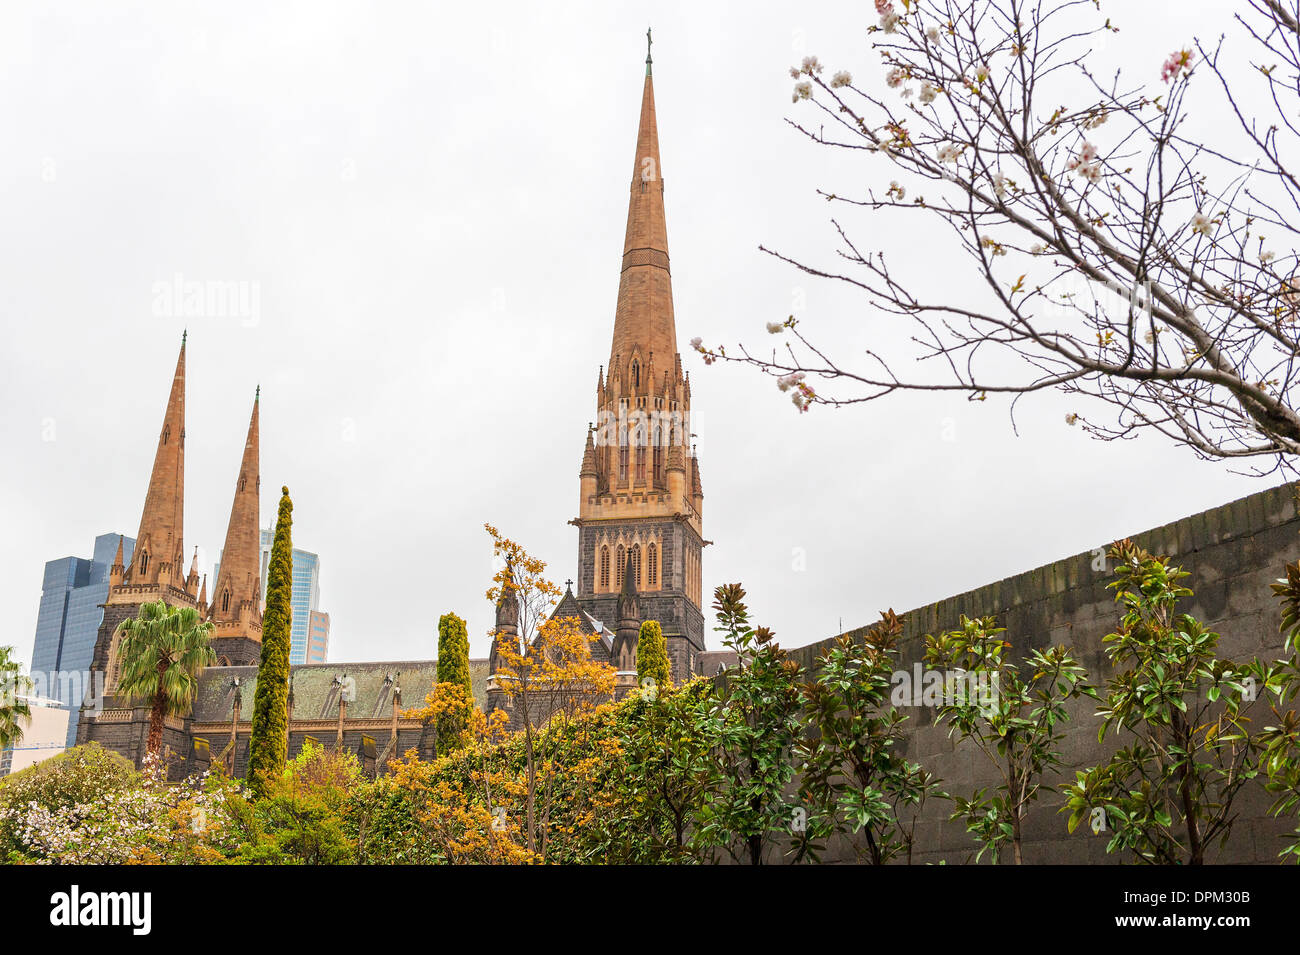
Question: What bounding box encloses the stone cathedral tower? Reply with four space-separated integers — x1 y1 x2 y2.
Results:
78 334 202 745
572 40 706 684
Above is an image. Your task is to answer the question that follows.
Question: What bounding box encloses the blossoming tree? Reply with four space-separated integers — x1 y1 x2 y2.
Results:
699 0 1300 472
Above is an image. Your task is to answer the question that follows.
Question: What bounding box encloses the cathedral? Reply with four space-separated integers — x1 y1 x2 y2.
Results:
78 41 720 775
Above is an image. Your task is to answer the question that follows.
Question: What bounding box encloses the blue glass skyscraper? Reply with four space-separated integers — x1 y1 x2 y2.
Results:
29 533 135 749
218 528 327 665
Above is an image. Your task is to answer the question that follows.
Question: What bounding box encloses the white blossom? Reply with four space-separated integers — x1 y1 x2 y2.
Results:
830 70 852 88
777 371 806 392
937 143 961 164
766 322 785 334
1191 212 1213 236
792 81 813 102
918 81 938 104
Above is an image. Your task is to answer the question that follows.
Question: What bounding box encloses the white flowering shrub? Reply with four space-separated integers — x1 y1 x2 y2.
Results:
0 745 244 864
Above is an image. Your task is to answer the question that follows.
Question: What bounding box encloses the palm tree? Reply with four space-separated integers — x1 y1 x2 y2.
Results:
0 645 32 755
115 599 215 761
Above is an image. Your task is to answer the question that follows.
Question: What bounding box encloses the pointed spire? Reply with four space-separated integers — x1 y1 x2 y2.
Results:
209 391 261 635
198 573 208 608
109 535 125 588
124 334 187 591
613 552 641 670
666 441 686 472
186 546 201 595
619 552 638 599
490 561 520 676
610 49 676 376
580 427 598 477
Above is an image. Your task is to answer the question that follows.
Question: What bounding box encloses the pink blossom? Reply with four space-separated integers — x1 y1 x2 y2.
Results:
1161 49 1194 83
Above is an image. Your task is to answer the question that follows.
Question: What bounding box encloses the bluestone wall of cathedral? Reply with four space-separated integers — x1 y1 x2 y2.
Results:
576 519 705 683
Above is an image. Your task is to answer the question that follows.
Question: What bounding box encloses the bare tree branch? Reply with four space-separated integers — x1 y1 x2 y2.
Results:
697 0 1300 475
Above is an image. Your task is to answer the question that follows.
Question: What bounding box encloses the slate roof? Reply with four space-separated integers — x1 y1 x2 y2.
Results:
191 658 490 722
551 586 614 654
697 651 738 678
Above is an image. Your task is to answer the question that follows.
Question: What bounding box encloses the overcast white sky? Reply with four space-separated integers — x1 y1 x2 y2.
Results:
0 0 1280 670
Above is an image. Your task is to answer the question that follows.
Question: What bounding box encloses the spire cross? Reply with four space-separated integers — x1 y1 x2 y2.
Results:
646 27 653 74
565 578 574 590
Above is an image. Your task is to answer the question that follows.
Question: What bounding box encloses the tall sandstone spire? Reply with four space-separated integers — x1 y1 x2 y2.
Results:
574 41 706 685
115 334 194 602
609 62 676 371
208 389 263 665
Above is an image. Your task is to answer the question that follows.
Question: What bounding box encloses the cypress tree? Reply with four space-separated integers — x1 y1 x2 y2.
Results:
437 612 472 698
636 619 671 696
436 612 473 745
248 485 293 795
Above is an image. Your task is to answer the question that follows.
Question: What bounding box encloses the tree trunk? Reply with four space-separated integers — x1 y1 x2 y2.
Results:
522 689 537 856
1173 713 1204 865
1011 760 1024 865
146 658 168 760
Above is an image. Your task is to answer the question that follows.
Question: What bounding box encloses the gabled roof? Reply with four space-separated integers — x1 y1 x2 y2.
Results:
549 587 614 656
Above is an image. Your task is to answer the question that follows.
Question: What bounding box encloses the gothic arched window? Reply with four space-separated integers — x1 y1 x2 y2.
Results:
139 551 149 576
648 543 658 589
631 544 642 589
599 546 610 591
221 590 231 613
616 545 625 589
108 632 123 692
